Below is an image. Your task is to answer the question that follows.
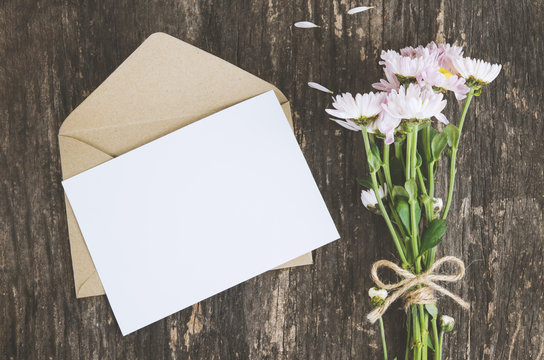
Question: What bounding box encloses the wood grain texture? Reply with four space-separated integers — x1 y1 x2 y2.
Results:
0 0 542 359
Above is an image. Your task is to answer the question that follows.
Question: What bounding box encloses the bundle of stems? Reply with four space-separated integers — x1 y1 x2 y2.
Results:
362 90 473 360
315 42 500 359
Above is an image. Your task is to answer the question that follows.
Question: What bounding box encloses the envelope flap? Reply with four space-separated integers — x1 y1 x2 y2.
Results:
59 32 288 156
59 136 113 179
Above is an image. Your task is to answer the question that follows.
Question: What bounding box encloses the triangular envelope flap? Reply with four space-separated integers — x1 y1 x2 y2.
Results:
59 32 288 156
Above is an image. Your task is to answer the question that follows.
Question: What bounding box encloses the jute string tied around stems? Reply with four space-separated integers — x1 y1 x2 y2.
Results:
367 256 470 324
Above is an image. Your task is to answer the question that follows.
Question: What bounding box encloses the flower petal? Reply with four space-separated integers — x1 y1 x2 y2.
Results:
332 119 361 131
347 6 374 14
434 112 449 124
308 82 333 93
294 21 319 28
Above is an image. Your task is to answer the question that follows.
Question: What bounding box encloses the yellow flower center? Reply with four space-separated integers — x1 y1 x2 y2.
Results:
439 67 454 79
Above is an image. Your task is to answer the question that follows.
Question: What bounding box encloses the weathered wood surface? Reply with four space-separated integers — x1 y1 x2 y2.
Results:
1 1 542 359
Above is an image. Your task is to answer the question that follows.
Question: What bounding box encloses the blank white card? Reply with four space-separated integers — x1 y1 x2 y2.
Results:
63 91 339 335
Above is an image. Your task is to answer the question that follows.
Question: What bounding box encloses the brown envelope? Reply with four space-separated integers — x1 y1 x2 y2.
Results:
59 32 313 298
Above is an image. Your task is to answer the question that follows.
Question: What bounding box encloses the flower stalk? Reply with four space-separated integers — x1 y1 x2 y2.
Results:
442 89 475 219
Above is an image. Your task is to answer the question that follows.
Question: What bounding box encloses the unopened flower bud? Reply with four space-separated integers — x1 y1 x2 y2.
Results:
368 287 388 307
440 315 455 332
432 197 443 217
361 185 387 214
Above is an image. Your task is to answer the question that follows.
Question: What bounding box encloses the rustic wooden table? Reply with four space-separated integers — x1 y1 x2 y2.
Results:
1 1 543 359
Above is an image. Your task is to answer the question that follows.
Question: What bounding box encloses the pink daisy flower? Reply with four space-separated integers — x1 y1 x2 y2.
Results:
380 49 439 84
382 84 448 124
372 67 401 93
425 70 470 100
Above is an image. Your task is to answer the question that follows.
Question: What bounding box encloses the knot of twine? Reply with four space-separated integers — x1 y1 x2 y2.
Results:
367 256 470 324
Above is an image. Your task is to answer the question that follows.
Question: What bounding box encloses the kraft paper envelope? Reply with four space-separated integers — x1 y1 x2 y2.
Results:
59 32 313 299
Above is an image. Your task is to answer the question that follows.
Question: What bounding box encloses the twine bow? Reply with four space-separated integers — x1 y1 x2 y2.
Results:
367 256 470 324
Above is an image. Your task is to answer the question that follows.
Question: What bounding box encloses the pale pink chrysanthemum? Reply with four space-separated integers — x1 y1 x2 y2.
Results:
382 84 448 124
372 67 401 93
401 42 464 76
450 57 502 86
380 49 439 83
368 109 402 145
326 92 385 131
433 43 464 73
400 44 432 58
425 70 470 100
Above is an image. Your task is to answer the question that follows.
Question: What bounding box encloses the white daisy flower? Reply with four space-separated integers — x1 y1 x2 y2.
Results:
326 92 385 130
361 184 387 212
450 57 502 87
382 84 448 124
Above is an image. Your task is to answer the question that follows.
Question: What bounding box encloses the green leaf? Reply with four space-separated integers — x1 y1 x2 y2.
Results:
356 177 372 189
443 124 460 148
415 152 422 168
431 133 448 161
396 200 411 232
420 219 447 255
392 185 410 201
428 126 439 141
425 304 438 319
367 148 381 174
426 334 435 351
404 179 418 201
371 143 384 166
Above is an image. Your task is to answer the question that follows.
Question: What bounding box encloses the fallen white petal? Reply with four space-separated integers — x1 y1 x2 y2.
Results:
347 6 374 15
308 82 333 93
294 21 319 28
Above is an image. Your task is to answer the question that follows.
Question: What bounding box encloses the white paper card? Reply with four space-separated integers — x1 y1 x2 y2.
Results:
62 91 340 335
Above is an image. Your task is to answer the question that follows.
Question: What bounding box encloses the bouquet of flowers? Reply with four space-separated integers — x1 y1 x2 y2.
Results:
313 42 500 359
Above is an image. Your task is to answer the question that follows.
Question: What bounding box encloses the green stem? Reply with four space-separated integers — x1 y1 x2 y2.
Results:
395 140 406 173
390 204 408 239
442 90 474 219
405 312 412 360
420 310 428 360
405 131 412 181
412 305 422 360
432 318 440 360
426 248 437 270
361 129 409 265
379 317 388 360
423 124 435 199
410 126 418 180
408 129 421 273
369 134 385 185
439 331 444 359
416 168 428 197
383 144 393 192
